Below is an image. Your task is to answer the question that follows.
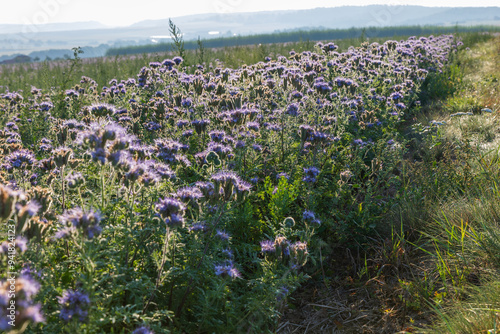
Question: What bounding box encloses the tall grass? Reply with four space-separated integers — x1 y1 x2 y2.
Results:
407 34 500 333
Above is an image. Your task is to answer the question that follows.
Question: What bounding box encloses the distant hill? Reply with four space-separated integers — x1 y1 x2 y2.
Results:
0 6 499 59
0 55 32 64
0 21 108 34
129 6 500 34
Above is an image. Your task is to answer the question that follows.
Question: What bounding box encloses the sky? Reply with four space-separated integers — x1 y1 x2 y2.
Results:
1 0 499 27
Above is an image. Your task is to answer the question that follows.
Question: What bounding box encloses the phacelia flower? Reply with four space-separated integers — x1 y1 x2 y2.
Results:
155 197 186 228
58 289 90 322
56 208 102 239
214 261 241 279
303 166 320 183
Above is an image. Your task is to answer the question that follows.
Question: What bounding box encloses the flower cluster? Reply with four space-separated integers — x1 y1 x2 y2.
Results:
55 208 102 239
58 289 90 322
0 274 45 330
155 197 186 228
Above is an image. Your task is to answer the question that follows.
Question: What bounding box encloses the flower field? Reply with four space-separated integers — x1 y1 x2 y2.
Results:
0 34 463 333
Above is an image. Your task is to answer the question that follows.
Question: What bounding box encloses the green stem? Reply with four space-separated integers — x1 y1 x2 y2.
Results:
61 166 66 210
143 226 171 312
100 164 105 210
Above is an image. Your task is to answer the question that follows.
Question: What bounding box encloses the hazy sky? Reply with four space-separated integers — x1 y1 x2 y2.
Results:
2 0 499 27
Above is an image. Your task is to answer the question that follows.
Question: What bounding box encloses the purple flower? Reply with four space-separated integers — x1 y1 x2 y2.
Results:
133 326 155 334
173 56 183 65
5 149 37 170
285 103 300 116
144 121 162 131
0 236 28 254
246 122 260 131
214 261 241 279
39 101 54 111
260 240 275 253
58 289 90 322
208 142 233 157
155 197 185 228
303 166 320 183
188 222 207 232
209 130 226 142
0 274 44 330
176 187 203 203
216 229 230 241
303 210 321 225
276 172 289 181
221 248 234 258
353 139 365 146
87 103 116 116
57 208 102 239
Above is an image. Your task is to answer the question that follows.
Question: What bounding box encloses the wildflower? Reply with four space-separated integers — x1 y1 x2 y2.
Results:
144 121 162 132
176 187 203 203
246 121 260 131
173 56 183 65
285 103 300 116
216 229 230 241
181 98 192 107
39 101 54 111
86 103 116 117
162 58 175 68
210 170 250 201
395 102 406 110
148 162 175 180
302 210 321 225
177 119 190 128
276 172 289 181
182 130 194 138
209 130 226 143
192 119 211 134
303 166 320 183
260 240 275 253
188 222 207 232
133 326 155 334
57 208 102 239
252 144 262 152
91 148 107 165
58 289 90 322
214 261 241 279
353 139 365 146
155 197 185 228
207 142 233 157
0 236 28 254
0 274 44 330
221 248 234 258
5 149 37 170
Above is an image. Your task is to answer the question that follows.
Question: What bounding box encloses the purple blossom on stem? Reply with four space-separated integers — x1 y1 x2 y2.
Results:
58 289 90 322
